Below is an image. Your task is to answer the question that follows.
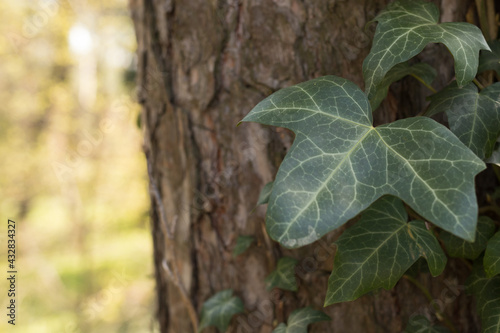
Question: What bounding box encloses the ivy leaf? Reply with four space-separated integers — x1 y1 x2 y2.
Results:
325 196 446 305
403 315 450 333
265 257 298 291
241 76 485 248
427 82 500 159
487 140 500 166
272 307 330 333
199 289 244 332
257 181 274 205
479 40 500 76
467 261 500 333
370 62 437 110
363 0 489 98
232 236 256 257
440 216 495 260
485 232 500 278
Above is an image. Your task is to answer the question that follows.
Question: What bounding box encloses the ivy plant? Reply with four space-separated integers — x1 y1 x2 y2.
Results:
232 0 500 332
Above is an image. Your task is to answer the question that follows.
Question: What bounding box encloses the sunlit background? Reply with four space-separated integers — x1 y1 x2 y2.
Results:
0 1 156 332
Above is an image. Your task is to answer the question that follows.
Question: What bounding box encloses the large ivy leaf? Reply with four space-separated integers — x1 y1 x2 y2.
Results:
325 196 446 305
232 235 256 257
467 261 500 333
241 76 485 248
370 62 437 110
257 181 274 205
440 216 495 260
485 232 500 278
403 315 450 333
479 40 500 76
265 257 298 291
363 0 489 98
199 289 244 332
272 307 330 333
427 82 500 159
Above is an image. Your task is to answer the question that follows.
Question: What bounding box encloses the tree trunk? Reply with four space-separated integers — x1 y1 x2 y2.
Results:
129 0 481 332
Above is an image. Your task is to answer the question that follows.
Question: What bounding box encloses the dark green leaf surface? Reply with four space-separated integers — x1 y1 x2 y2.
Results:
363 0 489 98
479 40 500 76
485 232 500 278
242 76 485 248
403 315 450 333
467 261 500 333
440 216 495 260
325 196 446 305
370 62 436 110
265 257 298 291
272 307 330 333
427 82 500 159
232 235 256 257
257 181 274 205
199 289 244 332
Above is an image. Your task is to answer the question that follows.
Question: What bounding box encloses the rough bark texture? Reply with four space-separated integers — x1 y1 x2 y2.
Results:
129 0 482 332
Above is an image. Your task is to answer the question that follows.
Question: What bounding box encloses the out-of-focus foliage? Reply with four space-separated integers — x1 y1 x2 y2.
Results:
0 1 154 332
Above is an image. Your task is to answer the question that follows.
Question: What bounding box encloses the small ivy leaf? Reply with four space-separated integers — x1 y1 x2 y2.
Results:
242 75 485 249
440 216 495 260
265 257 298 291
487 140 500 166
427 82 500 159
257 181 274 205
363 0 489 98
370 62 437 110
485 232 500 278
403 315 450 333
325 196 446 305
272 307 330 333
479 40 500 76
466 260 500 333
232 236 256 257
199 289 244 332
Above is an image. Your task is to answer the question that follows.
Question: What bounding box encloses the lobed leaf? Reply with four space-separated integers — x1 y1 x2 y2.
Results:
370 62 437 110
242 76 485 249
440 216 495 260
257 181 274 205
325 196 446 305
363 0 489 98
233 235 256 257
485 232 500 278
265 257 298 291
272 307 330 333
427 82 500 159
467 261 500 333
479 40 500 76
199 289 244 332
403 315 450 333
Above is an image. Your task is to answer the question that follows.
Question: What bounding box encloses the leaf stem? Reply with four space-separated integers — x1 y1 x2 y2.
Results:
478 205 500 217
403 275 458 333
410 74 437 94
473 78 485 90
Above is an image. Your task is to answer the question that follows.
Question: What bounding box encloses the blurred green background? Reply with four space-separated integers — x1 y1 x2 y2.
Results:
0 0 155 332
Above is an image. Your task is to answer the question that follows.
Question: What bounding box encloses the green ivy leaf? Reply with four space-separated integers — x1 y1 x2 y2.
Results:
479 40 500 76
370 62 437 110
272 307 330 333
467 260 500 333
257 181 274 205
427 82 500 159
325 196 446 305
265 257 298 291
363 0 489 98
485 232 500 278
233 236 256 257
487 140 500 166
403 315 450 333
241 76 485 248
199 289 244 332
440 216 495 260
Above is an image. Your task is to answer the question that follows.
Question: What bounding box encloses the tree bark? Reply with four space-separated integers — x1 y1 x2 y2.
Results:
129 0 481 332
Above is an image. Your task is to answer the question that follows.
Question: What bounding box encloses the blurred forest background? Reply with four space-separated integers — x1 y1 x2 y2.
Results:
0 0 155 332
